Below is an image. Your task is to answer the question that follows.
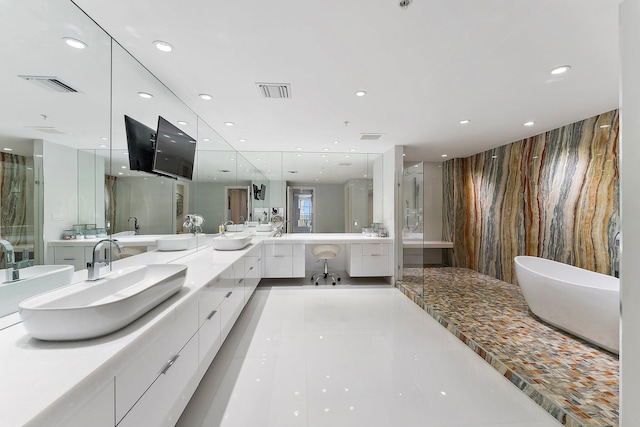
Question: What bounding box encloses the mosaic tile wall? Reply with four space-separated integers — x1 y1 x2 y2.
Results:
442 111 619 283
397 267 619 427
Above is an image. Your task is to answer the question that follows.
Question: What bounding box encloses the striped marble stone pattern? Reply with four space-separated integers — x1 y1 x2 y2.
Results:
0 153 29 246
442 110 619 283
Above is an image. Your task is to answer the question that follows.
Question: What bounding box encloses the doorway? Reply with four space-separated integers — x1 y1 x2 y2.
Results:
287 187 315 233
226 186 250 224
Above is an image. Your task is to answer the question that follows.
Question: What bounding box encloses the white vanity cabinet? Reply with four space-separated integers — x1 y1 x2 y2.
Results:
197 272 226 372
243 248 262 302
55 380 114 427
51 246 93 270
115 300 199 426
263 243 305 278
347 242 393 276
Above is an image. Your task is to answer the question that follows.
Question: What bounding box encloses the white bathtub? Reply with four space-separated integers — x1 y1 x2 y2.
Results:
514 256 619 354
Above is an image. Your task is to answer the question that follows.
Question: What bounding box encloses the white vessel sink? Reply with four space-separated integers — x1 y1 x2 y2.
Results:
156 235 197 251
18 264 187 341
225 224 246 232
256 224 272 232
0 265 74 318
212 233 252 251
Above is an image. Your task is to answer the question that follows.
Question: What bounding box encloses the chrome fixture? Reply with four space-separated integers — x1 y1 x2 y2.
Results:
128 216 140 235
1 239 16 282
222 220 234 232
183 214 205 235
87 239 123 281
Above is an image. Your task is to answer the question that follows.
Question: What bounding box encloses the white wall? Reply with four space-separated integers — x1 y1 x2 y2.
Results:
373 155 384 223
383 145 403 281
620 1 639 424
77 150 105 227
114 176 174 234
42 140 78 261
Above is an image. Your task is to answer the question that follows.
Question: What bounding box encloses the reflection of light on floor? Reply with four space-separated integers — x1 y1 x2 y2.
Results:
398 267 619 427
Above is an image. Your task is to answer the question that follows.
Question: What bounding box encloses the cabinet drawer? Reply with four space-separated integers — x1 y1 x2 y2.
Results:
198 308 221 373
115 302 198 423
117 335 199 427
53 246 85 261
362 255 391 276
362 243 390 256
198 274 226 328
264 256 293 278
264 244 292 257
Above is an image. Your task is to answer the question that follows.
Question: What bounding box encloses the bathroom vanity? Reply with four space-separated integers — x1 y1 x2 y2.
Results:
0 233 393 426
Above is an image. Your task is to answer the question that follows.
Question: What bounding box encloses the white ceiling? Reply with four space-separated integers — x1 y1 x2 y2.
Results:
71 0 620 162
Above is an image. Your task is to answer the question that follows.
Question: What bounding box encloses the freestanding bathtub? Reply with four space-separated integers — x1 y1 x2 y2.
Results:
514 256 619 354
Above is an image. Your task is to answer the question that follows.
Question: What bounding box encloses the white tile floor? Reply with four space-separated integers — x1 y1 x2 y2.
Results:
177 285 561 427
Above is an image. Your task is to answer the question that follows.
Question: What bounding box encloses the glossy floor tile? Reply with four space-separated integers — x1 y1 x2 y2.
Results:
177 284 560 427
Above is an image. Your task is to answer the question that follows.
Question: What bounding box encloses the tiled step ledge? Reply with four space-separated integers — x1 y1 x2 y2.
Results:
395 281 585 427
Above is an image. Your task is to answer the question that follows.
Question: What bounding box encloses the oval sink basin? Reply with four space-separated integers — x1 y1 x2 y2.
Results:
0 265 74 318
212 233 252 251
256 224 272 232
156 235 197 251
18 264 187 341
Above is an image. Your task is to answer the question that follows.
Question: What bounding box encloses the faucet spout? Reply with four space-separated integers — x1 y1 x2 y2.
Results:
128 217 140 235
0 239 16 283
87 238 123 281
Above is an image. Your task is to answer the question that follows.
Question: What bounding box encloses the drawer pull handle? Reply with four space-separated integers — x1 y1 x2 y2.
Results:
249 266 254 271
160 354 180 375
225 291 233 298
238 278 244 283
207 310 217 320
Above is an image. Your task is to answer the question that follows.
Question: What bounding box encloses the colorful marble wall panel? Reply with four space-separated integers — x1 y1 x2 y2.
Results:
443 111 619 283
0 153 29 248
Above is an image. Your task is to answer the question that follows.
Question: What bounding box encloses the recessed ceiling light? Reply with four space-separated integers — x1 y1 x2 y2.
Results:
441 154 448 158
63 37 87 49
333 141 339 144
492 155 498 159
199 94 212 101
524 121 535 126
230 157 235 161
349 148 357 152
296 154 302 157
403 153 406 157
100 137 108 141
202 138 210 142
321 154 327 158
355 91 367 97
177 121 188 125
99 144 108 148
550 65 571 75
323 148 330 151
239 139 246 142
153 40 173 52
118 172 123 175
345 155 350 158
4 148 13 152
224 122 235 127
459 119 470 124
600 124 611 129
121 165 126 169
296 147 302 151
137 92 153 99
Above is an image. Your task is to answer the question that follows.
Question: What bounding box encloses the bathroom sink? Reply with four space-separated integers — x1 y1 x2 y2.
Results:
225 224 246 232
212 233 252 251
256 224 272 232
18 264 187 341
0 265 74 318
156 235 197 251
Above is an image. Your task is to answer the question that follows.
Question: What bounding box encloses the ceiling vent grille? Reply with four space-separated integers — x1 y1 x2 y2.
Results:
26 126 66 134
338 163 352 166
360 133 383 141
19 75 79 93
256 83 291 99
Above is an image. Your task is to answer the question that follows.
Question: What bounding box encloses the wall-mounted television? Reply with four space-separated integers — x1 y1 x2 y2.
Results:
152 116 197 180
253 184 267 200
124 115 156 173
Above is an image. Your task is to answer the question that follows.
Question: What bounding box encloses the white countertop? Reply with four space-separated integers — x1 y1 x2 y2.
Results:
0 232 395 426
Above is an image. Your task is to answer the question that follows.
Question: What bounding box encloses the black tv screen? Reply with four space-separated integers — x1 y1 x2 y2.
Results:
153 116 197 180
124 115 156 173
259 184 266 200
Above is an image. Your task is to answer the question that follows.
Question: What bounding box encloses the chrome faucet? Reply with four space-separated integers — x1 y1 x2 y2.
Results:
0 239 16 282
128 216 140 235
87 238 123 281
223 220 234 232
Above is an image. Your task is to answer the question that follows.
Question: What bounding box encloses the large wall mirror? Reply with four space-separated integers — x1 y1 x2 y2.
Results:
0 0 385 320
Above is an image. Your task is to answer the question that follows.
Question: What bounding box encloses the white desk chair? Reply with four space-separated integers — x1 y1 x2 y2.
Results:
311 244 341 286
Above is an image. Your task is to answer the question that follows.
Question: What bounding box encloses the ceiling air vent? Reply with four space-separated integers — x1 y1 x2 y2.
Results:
19 75 79 93
256 83 291 99
26 126 66 134
338 163 352 166
360 133 383 141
